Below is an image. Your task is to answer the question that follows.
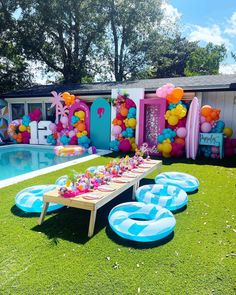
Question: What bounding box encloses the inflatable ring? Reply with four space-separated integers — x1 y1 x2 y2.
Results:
15 185 64 213
54 145 86 157
136 184 188 211
7 119 22 139
155 172 199 193
108 202 176 242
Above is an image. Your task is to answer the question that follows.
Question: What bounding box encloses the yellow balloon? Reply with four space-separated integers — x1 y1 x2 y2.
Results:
157 143 163 152
77 111 85 120
82 130 88 135
168 115 179 126
162 142 172 153
128 118 137 129
223 127 233 138
76 132 83 138
19 124 27 132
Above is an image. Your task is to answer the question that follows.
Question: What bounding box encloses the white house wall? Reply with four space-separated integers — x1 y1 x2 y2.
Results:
201 91 236 134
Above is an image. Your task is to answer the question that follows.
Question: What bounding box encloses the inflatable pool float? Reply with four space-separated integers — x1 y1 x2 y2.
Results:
136 184 188 211
54 145 86 157
155 172 199 193
108 202 176 242
186 97 200 160
15 185 64 213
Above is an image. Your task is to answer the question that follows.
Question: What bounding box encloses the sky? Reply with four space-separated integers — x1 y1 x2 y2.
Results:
32 0 236 83
164 0 236 74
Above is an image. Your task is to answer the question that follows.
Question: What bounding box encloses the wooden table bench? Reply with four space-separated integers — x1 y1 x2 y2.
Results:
38 160 162 237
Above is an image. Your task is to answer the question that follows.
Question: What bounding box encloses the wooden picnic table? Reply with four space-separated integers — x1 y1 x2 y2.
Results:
38 160 162 237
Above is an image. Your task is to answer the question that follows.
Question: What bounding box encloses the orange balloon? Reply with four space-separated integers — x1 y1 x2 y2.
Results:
120 106 128 117
112 118 122 126
166 93 179 104
201 105 212 117
172 87 184 101
206 115 212 122
62 92 71 100
77 122 86 132
211 111 217 120
175 137 185 145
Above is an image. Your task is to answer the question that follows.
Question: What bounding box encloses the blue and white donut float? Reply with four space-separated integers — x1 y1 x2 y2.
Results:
108 202 176 242
155 172 199 193
136 184 188 211
15 185 64 213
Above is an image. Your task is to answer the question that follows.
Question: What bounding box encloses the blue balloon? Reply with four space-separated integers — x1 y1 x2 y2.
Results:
110 139 120 151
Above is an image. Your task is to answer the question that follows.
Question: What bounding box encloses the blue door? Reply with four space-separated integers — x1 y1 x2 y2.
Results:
90 98 111 149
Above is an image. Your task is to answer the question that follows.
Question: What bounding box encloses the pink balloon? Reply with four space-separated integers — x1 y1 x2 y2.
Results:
68 130 76 138
120 122 126 131
200 116 206 123
176 127 187 138
49 123 57 132
119 139 131 153
201 122 212 133
116 113 125 120
60 116 68 125
125 99 136 109
156 87 166 98
69 136 78 145
112 125 122 137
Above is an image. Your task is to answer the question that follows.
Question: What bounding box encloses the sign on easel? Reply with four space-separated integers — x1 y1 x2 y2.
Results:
199 133 224 159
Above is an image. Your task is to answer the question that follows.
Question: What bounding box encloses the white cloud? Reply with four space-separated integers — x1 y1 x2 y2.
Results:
161 1 182 29
225 11 236 35
189 24 232 49
219 64 236 75
161 2 182 21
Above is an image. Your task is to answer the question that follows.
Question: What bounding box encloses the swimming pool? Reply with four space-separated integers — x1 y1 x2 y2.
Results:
0 144 110 188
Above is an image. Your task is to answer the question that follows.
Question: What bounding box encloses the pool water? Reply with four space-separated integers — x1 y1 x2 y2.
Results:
0 145 88 181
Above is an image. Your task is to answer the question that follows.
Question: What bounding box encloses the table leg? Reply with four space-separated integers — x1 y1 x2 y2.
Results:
132 181 139 200
88 209 97 238
38 202 49 225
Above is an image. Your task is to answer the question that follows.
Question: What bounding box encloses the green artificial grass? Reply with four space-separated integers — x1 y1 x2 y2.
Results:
0 154 236 294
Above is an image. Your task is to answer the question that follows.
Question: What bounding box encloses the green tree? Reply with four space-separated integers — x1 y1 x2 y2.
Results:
184 43 227 76
97 0 163 81
131 33 198 79
0 0 32 94
15 0 108 83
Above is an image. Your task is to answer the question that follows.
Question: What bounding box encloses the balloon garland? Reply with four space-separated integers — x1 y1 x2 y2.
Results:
47 92 91 147
110 93 138 153
7 109 42 143
156 84 188 158
199 104 235 158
